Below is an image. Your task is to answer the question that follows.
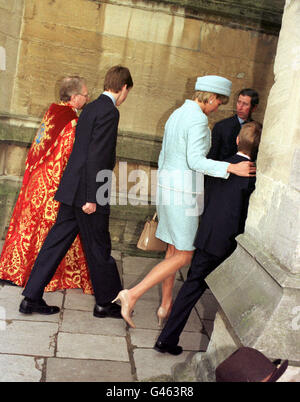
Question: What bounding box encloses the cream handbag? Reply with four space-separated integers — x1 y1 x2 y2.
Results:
137 212 167 252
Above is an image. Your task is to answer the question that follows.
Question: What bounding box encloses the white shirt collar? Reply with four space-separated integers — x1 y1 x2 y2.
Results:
236 151 251 160
102 91 116 106
237 116 246 125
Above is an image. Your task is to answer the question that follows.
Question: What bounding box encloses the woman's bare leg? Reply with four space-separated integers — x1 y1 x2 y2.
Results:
160 245 176 311
161 274 176 309
127 246 194 310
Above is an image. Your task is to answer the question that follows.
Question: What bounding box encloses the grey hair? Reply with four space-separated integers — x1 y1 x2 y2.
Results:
59 76 86 102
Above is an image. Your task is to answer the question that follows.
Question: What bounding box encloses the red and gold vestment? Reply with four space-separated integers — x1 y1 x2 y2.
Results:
0 103 93 293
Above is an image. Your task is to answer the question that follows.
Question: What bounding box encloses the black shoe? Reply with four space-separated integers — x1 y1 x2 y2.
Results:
154 340 183 356
93 302 122 319
19 298 60 315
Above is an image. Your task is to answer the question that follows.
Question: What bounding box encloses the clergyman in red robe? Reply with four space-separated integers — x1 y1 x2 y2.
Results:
0 76 93 294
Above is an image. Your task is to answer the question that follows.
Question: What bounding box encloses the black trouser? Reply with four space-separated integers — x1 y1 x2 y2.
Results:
157 247 234 347
22 203 122 305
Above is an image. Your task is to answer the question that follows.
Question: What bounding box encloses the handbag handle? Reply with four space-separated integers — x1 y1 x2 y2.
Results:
152 212 158 221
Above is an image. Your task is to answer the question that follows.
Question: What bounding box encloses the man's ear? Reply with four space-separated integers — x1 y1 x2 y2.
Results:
251 105 257 114
236 136 240 145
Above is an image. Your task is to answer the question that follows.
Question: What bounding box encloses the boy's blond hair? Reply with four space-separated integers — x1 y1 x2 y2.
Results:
238 121 262 161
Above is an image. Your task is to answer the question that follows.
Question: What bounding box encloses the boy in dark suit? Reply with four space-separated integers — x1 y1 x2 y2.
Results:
19 66 133 319
154 121 262 355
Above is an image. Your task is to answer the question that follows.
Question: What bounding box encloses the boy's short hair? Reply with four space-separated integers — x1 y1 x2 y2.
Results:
104 65 133 92
238 121 262 161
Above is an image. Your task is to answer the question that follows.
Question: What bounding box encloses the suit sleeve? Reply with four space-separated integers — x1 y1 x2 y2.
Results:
225 181 254 239
207 123 221 160
238 182 255 233
186 121 230 179
85 108 119 203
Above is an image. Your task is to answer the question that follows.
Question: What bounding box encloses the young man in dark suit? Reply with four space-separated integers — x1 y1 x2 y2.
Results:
19 66 133 319
207 89 259 161
154 121 262 355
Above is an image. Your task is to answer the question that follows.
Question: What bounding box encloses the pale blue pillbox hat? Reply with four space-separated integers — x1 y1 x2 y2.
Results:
195 75 232 97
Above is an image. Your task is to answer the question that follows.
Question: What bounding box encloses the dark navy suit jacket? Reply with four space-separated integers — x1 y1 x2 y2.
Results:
195 154 256 258
55 94 119 213
207 115 243 161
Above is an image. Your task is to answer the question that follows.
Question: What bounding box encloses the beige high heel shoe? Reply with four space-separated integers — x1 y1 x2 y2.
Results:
112 289 136 328
157 305 172 328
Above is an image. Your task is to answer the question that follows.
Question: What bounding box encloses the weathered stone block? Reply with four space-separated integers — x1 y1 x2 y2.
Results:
56 332 129 361
205 235 300 361
0 177 22 239
46 358 132 382
99 1 202 50
4 144 27 176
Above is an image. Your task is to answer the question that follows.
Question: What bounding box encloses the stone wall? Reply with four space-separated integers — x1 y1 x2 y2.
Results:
0 0 24 113
0 0 282 253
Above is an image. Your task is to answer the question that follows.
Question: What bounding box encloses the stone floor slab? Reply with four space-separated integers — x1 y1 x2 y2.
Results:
0 354 44 382
179 330 210 352
130 328 209 352
61 309 126 336
0 252 209 382
129 328 161 348
130 299 164 330
46 357 133 382
64 289 95 311
129 298 203 332
0 320 57 356
134 348 196 381
277 366 300 382
57 332 129 361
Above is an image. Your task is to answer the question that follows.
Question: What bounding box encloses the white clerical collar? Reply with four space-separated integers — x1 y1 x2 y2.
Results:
237 151 251 160
103 91 116 106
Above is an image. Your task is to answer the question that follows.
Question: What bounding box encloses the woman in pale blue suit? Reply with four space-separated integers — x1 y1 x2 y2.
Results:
112 76 256 329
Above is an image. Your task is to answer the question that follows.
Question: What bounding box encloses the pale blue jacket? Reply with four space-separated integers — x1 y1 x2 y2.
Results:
158 100 230 194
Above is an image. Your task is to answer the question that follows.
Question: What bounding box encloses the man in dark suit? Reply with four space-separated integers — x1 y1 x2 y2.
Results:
154 121 262 355
207 88 259 161
19 66 133 319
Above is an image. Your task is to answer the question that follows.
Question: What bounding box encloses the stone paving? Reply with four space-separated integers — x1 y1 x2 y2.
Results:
0 251 219 382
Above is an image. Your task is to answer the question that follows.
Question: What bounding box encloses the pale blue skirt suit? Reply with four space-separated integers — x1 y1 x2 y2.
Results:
156 99 230 250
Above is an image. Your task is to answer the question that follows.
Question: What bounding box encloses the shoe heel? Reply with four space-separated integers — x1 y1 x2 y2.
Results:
157 306 170 328
111 296 120 304
113 290 136 328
